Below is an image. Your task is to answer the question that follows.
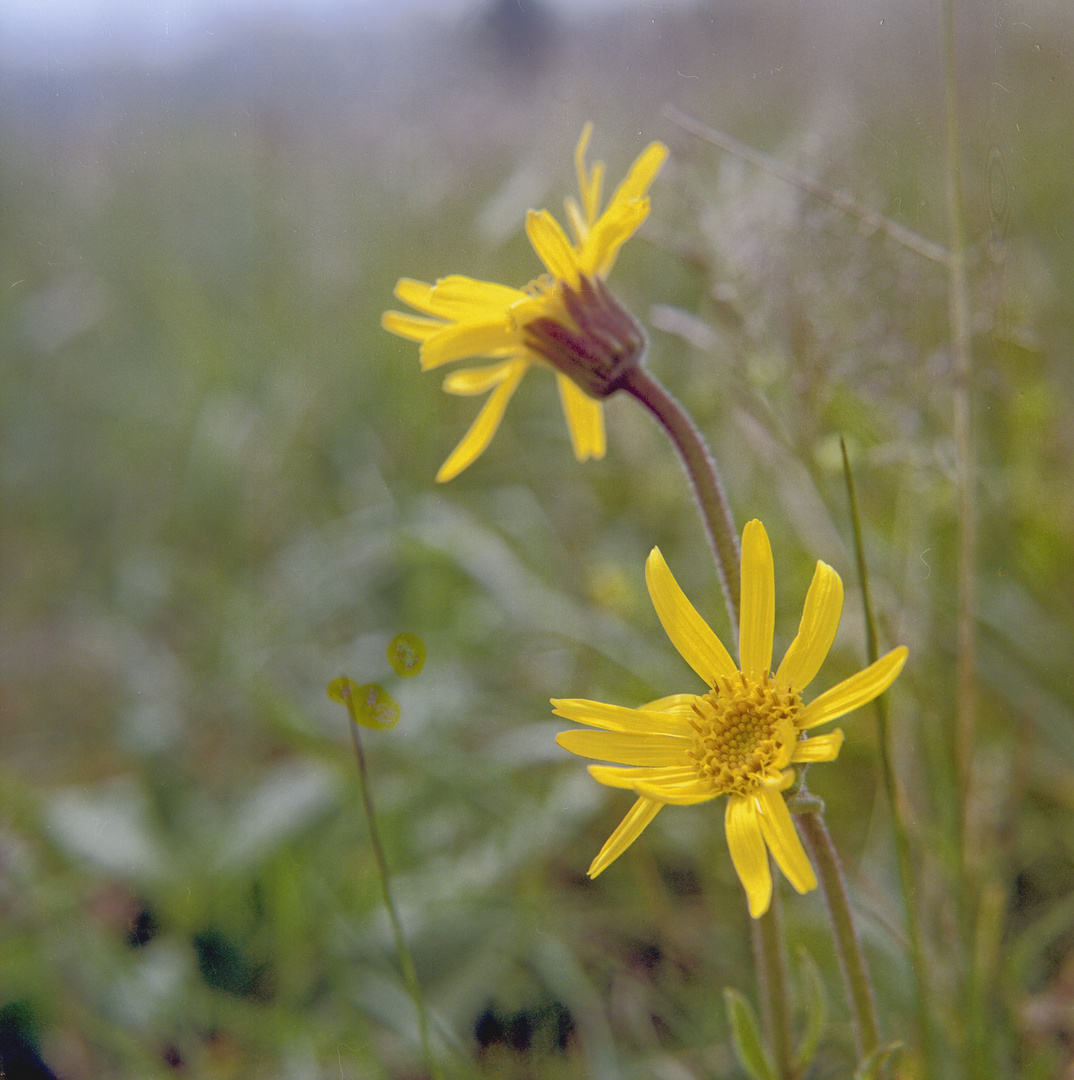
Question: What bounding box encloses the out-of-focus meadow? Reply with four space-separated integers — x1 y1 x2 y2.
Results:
2 0 1073 1075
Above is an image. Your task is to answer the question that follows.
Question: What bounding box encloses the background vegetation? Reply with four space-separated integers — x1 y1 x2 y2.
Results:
2 0 1073 1075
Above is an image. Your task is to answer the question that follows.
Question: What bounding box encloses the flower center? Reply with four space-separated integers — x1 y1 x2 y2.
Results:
688 672 802 796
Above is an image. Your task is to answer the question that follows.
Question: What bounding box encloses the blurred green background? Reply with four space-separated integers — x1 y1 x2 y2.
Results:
2 0 1073 1075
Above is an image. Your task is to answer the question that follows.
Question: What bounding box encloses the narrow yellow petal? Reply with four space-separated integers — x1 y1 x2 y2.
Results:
393 277 436 310
382 310 442 342
574 122 604 228
526 209 580 283
587 796 663 878
776 561 844 691
556 374 606 461
725 795 772 918
588 765 697 790
739 520 775 680
790 729 845 763
442 360 518 396
564 196 588 248
755 788 817 895
640 694 701 716
798 647 909 730
645 547 738 686
633 779 720 806
434 360 527 482
551 697 691 737
581 198 651 278
427 275 526 316
420 320 519 370
556 729 692 767
608 141 669 207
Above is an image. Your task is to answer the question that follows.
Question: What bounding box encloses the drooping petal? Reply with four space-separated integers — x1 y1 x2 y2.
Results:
739 520 775 680
587 796 663 878
434 360 528 482
420 320 519 370
526 209 579 283
790 729 845 763
551 698 691 737
588 764 698 790
381 310 443 342
776 560 844 691
644 547 738 686
632 778 720 805
442 360 521 396
425 275 527 317
556 374 606 461
725 795 772 918
798 647 909 730
555 729 692 767
755 788 817 895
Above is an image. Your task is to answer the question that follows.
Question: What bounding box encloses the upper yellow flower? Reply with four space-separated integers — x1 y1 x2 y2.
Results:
554 520 908 918
382 124 668 482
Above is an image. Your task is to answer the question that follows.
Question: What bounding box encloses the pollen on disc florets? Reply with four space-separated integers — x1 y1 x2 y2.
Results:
688 672 803 796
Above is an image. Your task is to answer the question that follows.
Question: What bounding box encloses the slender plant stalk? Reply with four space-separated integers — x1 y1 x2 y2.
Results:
348 719 444 1080
841 438 938 1080
618 365 740 632
751 879 794 1080
942 1 981 1073
796 808 881 1061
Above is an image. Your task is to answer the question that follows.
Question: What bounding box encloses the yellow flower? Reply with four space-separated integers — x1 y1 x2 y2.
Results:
554 520 908 918
382 124 668 482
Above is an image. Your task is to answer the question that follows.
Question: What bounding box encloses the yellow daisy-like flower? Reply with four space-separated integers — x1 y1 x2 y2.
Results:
381 124 668 482
554 520 908 918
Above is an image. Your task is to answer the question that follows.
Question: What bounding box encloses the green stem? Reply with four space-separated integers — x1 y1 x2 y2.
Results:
841 438 938 1078
751 878 795 1080
349 721 444 1080
618 365 740 631
795 808 880 1062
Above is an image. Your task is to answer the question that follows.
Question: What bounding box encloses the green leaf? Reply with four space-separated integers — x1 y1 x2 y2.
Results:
723 988 777 1080
853 1040 904 1080
793 946 828 1073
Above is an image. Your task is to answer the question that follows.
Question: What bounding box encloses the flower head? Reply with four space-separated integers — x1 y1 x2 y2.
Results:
382 124 667 482
554 520 908 917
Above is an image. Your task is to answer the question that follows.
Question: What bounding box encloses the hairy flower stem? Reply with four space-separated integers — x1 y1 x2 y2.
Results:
618 365 740 631
751 879 795 1080
796 808 880 1062
349 721 444 1080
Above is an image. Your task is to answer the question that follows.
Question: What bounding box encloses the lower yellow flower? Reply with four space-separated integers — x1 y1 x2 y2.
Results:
554 520 908 917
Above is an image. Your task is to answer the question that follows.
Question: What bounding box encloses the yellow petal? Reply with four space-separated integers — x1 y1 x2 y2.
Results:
526 208 579 283
755 788 817 895
434 360 527 482
582 198 651 278
644 547 738 686
393 277 436 310
587 796 663 878
798 647 909 730
588 764 698 790
573 122 603 228
555 729 692 767
382 310 443 342
564 196 588 248
739 520 775 680
725 795 772 918
776 561 844 691
426 275 526 317
608 141 669 207
556 374 606 461
442 360 519 396
791 729 845 763
420 319 519 370
551 698 690 737
640 693 701 716
632 778 720 805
